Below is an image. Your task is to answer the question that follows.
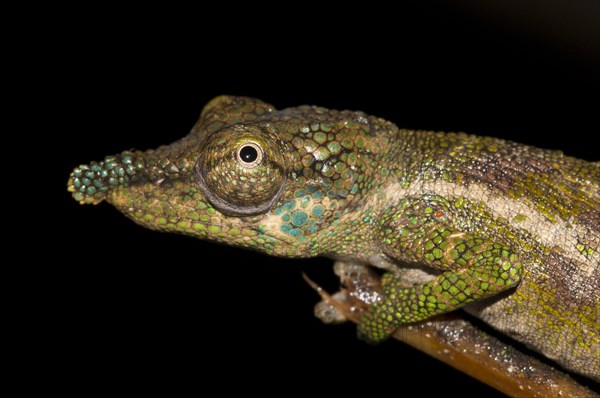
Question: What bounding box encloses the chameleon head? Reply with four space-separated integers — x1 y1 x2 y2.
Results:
67 96 385 257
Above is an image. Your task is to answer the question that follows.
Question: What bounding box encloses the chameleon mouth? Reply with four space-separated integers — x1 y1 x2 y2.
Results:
67 151 146 205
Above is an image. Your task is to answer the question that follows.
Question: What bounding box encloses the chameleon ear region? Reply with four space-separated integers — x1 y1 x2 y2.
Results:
195 124 287 216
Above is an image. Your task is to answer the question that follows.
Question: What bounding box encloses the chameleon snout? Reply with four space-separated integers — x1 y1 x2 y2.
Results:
67 151 145 205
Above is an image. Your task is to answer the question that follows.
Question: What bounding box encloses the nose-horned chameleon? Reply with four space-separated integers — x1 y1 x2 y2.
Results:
68 96 599 382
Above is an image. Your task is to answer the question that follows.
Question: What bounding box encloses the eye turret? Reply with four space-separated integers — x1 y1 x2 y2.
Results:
196 124 287 216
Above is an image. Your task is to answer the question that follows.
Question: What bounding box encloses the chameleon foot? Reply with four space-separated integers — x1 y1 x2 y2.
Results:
309 261 383 325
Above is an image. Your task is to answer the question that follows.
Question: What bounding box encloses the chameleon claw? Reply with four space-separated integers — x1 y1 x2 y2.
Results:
303 272 354 324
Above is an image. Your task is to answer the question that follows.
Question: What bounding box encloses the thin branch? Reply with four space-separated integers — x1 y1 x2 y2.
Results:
307 271 598 398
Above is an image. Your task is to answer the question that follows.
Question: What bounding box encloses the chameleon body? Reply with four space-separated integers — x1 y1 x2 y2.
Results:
68 96 599 381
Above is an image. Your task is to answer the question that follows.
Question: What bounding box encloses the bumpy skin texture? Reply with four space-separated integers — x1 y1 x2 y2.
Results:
68 96 600 381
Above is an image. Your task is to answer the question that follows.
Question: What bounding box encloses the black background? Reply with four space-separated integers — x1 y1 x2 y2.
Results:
50 1 599 395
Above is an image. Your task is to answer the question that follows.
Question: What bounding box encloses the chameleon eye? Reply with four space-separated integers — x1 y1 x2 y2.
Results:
196 124 287 216
237 143 262 167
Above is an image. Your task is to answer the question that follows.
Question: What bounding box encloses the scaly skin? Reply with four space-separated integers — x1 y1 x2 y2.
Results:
68 96 600 381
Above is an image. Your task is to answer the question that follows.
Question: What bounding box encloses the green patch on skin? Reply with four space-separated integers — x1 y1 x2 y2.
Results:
576 243 595 256
311 205 324 216
289 228 303 237
291 211 308 227
513 214 527 223
283 201 296 211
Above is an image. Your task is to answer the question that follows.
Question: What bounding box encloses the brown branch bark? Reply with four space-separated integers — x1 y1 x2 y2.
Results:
308 270 599 398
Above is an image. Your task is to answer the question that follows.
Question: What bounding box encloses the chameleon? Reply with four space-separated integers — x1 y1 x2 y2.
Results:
67 95 599 382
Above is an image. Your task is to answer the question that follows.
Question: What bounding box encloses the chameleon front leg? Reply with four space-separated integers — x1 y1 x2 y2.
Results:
359 196 523 342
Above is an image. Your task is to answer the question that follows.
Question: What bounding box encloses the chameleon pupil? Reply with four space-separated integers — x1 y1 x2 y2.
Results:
240 145 258 163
